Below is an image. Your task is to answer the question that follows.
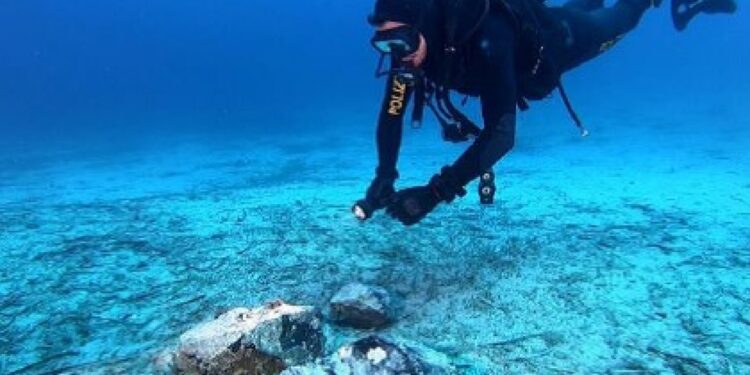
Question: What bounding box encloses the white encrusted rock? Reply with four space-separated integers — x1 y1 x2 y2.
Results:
174 300 324 375
280 364 333 375
329 283 394 329
329 336 454 375
152 347 176 375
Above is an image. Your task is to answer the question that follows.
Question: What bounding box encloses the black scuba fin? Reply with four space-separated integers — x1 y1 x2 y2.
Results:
671 0 737 31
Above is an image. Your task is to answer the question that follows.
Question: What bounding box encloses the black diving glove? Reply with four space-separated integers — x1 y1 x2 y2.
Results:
386 167 466 226
353 172 398 221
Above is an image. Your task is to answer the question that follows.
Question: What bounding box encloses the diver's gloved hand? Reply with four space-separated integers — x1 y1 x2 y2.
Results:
353 171 398 221
386 186 440 226
386 167 466 226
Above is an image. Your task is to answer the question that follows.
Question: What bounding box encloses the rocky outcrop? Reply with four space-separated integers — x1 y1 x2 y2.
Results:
173 301 324 375
329 283 394 329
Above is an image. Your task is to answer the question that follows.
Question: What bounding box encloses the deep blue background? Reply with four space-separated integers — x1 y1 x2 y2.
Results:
0 0 747 146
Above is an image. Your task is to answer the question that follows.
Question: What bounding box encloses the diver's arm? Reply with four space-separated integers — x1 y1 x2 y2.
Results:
384 72 517 225
353 69 414 220
450 79 517 187
374 73 413 179
385 51 517 225
448 25 518 188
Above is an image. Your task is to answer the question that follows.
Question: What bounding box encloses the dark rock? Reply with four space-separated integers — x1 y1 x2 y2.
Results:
174 301 324 375
329 283 394 329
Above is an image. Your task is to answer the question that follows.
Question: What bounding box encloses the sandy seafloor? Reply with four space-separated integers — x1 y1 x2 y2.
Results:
1 97 749 374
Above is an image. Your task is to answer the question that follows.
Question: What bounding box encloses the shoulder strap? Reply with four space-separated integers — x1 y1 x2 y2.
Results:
443 0 491 49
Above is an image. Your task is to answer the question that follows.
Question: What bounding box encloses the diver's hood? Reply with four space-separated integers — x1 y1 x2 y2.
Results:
371 0 443 40
370 0 429 26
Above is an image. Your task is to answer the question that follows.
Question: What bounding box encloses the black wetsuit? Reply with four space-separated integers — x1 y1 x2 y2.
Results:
374 0 654 189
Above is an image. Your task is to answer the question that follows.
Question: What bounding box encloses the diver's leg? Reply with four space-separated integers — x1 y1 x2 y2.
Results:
586 0 655 41
672 0 737 31
563 0 605 12
556 0 656 71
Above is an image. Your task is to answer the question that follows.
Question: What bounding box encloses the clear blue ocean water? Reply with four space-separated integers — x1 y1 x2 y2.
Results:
1 1 748 374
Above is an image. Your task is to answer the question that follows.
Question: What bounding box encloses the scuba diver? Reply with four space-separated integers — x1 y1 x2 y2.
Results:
352 0 737 226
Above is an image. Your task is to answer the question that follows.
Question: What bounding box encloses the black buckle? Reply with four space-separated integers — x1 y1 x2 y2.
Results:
479 170 496 205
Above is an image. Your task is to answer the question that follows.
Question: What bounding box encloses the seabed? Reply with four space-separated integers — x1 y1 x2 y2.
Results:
1 105 748 374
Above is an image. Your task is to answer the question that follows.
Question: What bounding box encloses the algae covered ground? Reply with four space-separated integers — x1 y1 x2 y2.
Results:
1 105 749 374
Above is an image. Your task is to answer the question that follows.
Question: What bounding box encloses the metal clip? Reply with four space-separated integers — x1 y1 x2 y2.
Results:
531 45 544 76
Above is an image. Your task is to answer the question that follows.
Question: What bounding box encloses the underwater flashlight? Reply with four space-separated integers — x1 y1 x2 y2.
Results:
352 200 374 221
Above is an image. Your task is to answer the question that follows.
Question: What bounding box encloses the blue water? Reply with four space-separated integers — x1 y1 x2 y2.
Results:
1 1 749 374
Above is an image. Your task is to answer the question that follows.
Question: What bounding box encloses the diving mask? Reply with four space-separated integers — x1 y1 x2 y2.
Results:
371 25 419 54
371 25 421 80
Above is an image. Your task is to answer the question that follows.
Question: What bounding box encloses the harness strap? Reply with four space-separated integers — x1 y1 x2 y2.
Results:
421 81 454 130
557 82 590 137
411 79 481 141
411 76 426 128
439 89 481 137
517 97 530 111
441 0 492 86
